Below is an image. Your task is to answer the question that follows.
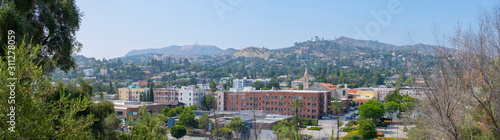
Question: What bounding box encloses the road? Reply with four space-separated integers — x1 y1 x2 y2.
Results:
301 110 356 139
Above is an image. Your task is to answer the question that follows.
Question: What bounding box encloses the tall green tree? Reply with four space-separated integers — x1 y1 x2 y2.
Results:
251 81 265 90
209 81 217 92
0 0 83 73
162 106 172 116
329 97 345 140
290 99 304 126
385 101 400 120
0 44 95 139
225 117 245 139
148 83 154 102
126 103 169 139
177 107 197 129
198 113 213 133
358 118 378 140
358 100 384 121
201 94 216 111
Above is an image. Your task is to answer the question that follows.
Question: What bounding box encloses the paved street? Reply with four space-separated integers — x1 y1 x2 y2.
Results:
300 111 355 139
300 110 411 139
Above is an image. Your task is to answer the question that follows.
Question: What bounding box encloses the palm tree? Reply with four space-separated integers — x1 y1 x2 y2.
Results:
290 99 304 126
329 97 345 140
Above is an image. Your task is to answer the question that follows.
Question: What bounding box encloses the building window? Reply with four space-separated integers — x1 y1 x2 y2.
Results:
308 97 310 100
308 103 310 106
242 97 245 100
266 95 270 99
242 102 245 106
343 90 346 96
232 102 235 105
312 97 316 101
232 96 235 100
279 96 283 99
312 103 316 107
298 96 302 100
292 96 295 100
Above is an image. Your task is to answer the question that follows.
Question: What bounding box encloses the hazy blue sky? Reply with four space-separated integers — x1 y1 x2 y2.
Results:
75 0 497 59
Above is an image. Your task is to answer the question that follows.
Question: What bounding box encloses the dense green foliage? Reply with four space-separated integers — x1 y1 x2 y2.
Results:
358 118 378 140
225 117 245 138
300 118 319 126
177 107 197 129
170 125 187 139
198 113 213 132
124 103 169 139
213 128 233 139
0 44 95 139
0 0 82 73
251 80 265 90
201 94 216 111
290 99 304 125
385 101 400 120
272 119 301 140
358 100 385 121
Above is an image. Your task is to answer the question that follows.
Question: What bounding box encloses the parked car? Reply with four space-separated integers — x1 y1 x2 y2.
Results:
346 116 353 119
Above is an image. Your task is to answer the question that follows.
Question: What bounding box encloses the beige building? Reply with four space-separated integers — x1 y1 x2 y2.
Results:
358 90 378 99
118 85 147 102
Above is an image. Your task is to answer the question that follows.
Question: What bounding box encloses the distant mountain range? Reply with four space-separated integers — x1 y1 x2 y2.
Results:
113 36 439 61
125 45 228 56
231 36 439 60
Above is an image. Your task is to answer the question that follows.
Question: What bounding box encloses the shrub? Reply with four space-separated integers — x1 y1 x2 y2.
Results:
308 127 322 130
300 134 313 140
346 120 357 127
170 125 187 139
213 128 233 139
341 126 357 132
380 117 392 121
343 130 362 140
300 118 318 126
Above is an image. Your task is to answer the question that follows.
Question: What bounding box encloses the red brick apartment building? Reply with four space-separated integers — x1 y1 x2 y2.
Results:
153 88 179 103
219 90 331 119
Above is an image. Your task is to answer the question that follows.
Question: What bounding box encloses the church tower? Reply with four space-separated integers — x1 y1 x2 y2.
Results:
303 68 309 89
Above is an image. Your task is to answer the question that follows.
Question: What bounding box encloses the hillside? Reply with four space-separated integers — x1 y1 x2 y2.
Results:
219 48 239 56
125 45 224 56
233 47 273 60
232 36 438 59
